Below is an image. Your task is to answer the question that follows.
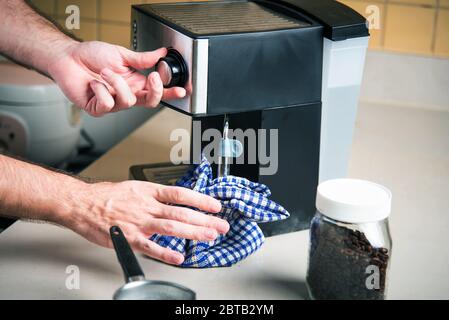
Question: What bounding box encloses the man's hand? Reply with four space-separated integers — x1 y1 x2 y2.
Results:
0 155 229 266
48 41 187 117
1 1 186 116
61 180 228 265
0 1 226 265
0 1 182 116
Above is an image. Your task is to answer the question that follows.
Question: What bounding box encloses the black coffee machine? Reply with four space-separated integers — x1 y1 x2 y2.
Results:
130 0 370 236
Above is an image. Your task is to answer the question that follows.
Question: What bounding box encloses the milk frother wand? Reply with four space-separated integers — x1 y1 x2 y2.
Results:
217 115 244 178
217 115 230 178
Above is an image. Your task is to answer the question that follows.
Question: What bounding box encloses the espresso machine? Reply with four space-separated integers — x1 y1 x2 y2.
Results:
129 0 370 236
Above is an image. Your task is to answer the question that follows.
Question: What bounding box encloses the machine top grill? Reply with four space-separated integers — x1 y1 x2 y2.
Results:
141 1 310 36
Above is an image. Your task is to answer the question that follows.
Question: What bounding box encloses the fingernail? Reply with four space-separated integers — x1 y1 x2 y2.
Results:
179 88 187 98
206 229 218 240
219 221 230 234
150 73 160 86
128 94 137 107
211 200 222 213
172 253 185 265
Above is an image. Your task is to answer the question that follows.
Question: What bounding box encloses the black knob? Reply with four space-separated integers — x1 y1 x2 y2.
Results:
156 49 188 88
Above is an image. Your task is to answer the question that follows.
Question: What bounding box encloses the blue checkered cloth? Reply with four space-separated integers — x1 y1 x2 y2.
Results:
150 157 290 268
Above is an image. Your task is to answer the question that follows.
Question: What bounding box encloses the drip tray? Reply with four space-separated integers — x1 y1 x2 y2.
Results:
129 163 191 186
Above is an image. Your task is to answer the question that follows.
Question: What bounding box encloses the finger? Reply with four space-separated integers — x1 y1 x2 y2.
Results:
146 219 219 241
136 86 186 106
121 47 168 70
88 80 115 116
155 204 229 234
156 186 222 213
163 87 187 100
100 68 136 109
135 91 150 107
134 236 184 265
140 72 164 108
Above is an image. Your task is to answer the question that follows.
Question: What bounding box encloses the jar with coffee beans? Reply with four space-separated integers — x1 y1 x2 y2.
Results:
306 179 392 300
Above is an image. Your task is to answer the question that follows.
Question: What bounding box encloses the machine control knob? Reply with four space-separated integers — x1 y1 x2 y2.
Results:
156 49 188 88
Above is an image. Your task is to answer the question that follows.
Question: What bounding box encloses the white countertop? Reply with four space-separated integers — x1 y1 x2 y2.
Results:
1 103 448 300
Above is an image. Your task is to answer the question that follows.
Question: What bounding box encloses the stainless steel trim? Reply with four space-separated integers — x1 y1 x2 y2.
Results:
133 9 208 114
191 39 208 114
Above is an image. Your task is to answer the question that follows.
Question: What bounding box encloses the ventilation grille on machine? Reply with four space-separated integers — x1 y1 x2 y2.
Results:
145 1 309 35
142 165 190 186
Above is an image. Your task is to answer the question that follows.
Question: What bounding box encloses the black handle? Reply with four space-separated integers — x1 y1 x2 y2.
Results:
155 49 188 88
110 226 146 283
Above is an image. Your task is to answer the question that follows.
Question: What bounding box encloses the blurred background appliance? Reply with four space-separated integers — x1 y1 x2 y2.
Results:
0 64 82 167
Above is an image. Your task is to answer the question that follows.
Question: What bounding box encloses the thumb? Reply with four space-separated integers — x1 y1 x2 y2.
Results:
121 47 168 70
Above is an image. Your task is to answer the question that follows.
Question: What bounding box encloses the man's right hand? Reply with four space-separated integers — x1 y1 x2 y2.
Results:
48 41 187 117
59 180 229 265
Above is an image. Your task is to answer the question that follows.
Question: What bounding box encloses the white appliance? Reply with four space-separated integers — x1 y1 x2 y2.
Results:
0 64 82 166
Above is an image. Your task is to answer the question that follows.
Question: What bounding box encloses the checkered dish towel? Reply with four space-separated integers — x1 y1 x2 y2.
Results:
150 157 290 268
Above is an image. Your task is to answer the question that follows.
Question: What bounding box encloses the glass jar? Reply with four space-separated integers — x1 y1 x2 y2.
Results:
306 179 393 300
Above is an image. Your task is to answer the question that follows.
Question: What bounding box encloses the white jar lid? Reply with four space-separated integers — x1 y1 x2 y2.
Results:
316 179 392 224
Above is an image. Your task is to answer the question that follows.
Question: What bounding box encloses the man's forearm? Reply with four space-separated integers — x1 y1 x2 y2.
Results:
0 154 84 226
0 0 77 75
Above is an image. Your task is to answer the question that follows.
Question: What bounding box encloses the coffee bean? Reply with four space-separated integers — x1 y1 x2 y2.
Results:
307 219 389 300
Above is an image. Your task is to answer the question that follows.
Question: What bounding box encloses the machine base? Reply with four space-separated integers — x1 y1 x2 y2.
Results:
129 162 314 238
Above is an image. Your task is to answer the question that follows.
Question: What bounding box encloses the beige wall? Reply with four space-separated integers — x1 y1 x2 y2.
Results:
27 0 210 49
339 0 449 57
28 0 449 58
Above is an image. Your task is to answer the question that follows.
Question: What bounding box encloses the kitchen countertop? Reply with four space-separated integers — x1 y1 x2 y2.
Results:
0 103 448 299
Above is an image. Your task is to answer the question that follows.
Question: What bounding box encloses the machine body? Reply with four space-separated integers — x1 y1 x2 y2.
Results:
130 0 369 236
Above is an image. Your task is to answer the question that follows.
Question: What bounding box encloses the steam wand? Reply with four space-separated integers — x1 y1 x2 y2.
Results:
217 115 230 178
